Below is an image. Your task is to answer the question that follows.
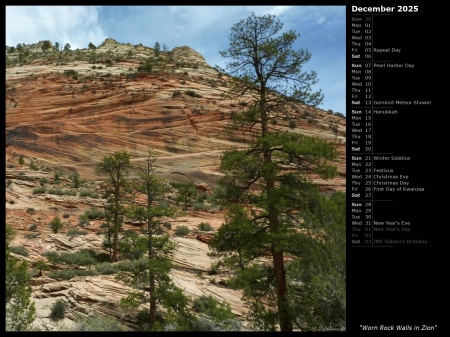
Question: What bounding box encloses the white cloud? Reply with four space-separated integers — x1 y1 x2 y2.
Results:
6 6 106 49
245 6 293 17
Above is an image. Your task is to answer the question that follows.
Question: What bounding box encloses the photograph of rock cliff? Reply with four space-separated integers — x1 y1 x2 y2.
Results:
5 6 346 332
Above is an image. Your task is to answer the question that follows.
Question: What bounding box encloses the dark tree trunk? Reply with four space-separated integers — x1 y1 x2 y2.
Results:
148 220 156 329
112 232 118 262
263 122 292 331
268 186 292 332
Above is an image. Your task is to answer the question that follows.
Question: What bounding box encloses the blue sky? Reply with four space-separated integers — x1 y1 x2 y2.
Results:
6 6 346 115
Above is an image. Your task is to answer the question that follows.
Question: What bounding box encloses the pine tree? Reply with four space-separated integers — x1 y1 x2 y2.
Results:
48 215 64 234
117 149 192 330
175 182 196 211
41 40 51 53
209 13 339 331
116 150 193 330
95 151 132 262
154 42 161 57
6 225 36 331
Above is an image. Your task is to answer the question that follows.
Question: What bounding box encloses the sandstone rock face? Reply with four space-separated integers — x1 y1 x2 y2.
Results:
171 46 209 67
6 38 345 187
6 39 346 331
8 202 248 331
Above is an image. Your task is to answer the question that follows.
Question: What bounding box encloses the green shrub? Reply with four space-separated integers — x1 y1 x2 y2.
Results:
208 262 220 275
71 312 125 331
302 110 312 118
69 172 81 188
26 207 35 214
33 187 47 195
175 225 190 236
9 246 29 257
48 269 75 280
329 124 338 134
192 317 216 331
83 207 104 220
50 299 67 321
53 170 63 184
48 268 97 280
115 258 148 274
47 188 77 196
49 216 64 233
39 177 49 186
94 252 111 263
29 223 38 231
163 222 172 230
63 69 78 78
78 214 89 227
18 175 37 182
34 259 50 277
95 262 119 275
193 203 209 211
172 90 182 97
192 295 235 322
126 72 138 81
79 189 100 198
185 90 197 97
197 222 213 231
192 317 241 331
137 62 152 72
29 160 39 171
43 249 101 266
66 228 89 237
